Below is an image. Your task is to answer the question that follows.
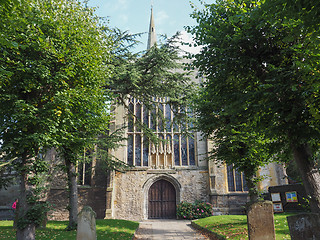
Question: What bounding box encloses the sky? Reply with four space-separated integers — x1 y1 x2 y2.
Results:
87 0 214 53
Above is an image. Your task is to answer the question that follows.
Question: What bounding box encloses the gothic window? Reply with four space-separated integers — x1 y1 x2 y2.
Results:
77 149 92 186
227 164 248 192
127 97 196 168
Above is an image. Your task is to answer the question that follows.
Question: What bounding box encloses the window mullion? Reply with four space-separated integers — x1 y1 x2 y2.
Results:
240 172 244 192
233 166 236 191
82 149 86 185
156 101 159 167
179 134 182 166
140 134 143 167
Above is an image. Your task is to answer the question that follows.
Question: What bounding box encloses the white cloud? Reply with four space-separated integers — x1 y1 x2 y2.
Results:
156 10 169 25
100 0 129 12
175 31 201 56
115 0 129 10
119 14 128 24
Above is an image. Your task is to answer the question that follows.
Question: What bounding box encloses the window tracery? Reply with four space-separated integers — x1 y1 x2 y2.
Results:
227 164 248 192
127 97 196 168
77 149 92 186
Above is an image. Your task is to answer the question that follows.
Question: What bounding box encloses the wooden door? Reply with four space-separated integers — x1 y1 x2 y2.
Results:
148 180 176 219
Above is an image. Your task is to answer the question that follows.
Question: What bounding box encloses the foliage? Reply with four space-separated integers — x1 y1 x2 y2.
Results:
299 195 311 212
176 201 213 220
193 213 297 240
0 219 139 240
177 201 194 219
107 31 195 142
17 202 50 229
188 0 283 202
0 0 113 235
93 129 131 173
108 31 192 107
188 0 320 211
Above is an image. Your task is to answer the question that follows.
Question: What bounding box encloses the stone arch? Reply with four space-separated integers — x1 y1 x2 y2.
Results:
142 174 181 219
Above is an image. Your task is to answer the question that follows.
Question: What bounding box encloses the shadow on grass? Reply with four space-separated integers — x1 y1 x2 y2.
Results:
0 219 139 240
275 229 290 235
96 219 139 240
212 222 247 228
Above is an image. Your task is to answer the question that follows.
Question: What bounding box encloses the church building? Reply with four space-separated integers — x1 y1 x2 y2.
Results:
103 7 287 221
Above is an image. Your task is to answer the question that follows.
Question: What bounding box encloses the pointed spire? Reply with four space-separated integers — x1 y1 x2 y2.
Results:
147 6 156 49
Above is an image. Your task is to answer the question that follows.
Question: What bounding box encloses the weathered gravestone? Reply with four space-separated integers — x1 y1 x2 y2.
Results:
287 213 320 240
77 206 96 240
247 201 275 240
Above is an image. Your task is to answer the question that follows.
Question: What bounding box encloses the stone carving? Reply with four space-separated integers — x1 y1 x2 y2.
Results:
77 206 96 240
247 201 275 240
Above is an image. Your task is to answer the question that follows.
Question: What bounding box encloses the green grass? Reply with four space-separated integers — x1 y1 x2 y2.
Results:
0 219 139 240
193 213 296 240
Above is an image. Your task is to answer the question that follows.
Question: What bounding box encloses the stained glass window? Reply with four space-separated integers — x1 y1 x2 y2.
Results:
126 97 196 168
227 164 248 192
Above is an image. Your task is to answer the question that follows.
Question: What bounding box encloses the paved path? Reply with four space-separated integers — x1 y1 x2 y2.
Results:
134 220 209 240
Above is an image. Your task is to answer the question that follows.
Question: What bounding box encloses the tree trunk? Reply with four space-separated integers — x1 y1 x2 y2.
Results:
16 165 36 240
66 158 78 230
245 173 259 203
16 224 36 240
292 144 320 213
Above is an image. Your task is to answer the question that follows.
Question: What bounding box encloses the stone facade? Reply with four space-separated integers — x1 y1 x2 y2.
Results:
106 136 287 220
105 98 288 221
106 96 215 220
111 168 209 221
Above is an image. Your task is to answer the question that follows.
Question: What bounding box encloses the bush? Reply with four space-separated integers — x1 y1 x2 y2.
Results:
177 201 213 220
177 202 194 219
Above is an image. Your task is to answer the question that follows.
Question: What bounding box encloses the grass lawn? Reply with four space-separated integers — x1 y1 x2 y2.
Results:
0 219 139 240
193 213 296 240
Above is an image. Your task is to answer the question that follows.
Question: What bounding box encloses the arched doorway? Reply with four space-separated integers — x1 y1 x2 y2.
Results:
148 179 176 219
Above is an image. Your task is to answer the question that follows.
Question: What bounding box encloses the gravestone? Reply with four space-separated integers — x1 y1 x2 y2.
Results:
287 213 320 240
247 201 275 240
77 206 96 240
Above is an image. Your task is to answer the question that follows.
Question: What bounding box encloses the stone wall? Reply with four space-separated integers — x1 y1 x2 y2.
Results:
112 168 209 221
0 184 19 220
0 184 20 207
47 186 107 220
210 193 249 215
259 163 288 191
47 156 110 221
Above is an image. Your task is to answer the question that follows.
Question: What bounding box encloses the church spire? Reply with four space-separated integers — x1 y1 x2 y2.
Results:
147 6 156 49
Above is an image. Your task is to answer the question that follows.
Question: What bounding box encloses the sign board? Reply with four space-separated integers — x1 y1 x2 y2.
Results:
286 191 298 202
271 193 281 202
273 203 283 212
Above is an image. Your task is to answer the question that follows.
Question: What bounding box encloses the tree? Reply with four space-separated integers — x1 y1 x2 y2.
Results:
0 0 113 238
188 0 320 212
107 31 195 140
57 84 112 230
